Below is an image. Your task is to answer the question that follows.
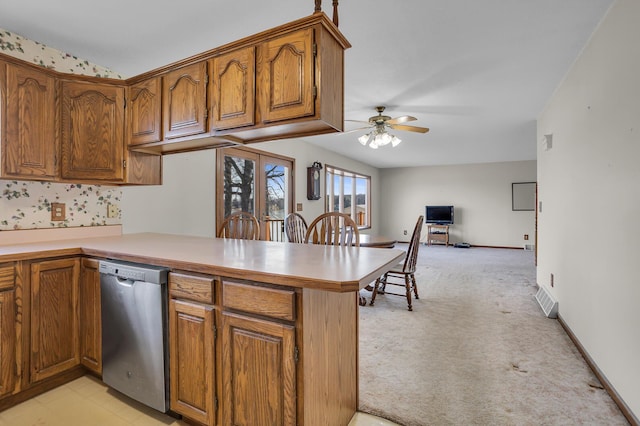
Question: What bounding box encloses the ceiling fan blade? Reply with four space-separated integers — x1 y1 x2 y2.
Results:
342 126 373 134
345 119 372 124
389 124 430 133
386 115 417 125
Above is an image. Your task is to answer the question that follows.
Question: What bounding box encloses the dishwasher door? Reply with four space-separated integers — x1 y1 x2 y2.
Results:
99 260 169 412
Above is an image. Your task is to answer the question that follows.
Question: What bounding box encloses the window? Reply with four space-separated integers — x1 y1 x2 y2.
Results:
325 165 371 229
216 147 294 241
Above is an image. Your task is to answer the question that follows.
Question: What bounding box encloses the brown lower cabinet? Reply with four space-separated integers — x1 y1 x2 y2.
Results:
169 299 216 425
221 312 296 426
2 259 359 426
30 257 81 383
79 258 101 374
0 263 18 398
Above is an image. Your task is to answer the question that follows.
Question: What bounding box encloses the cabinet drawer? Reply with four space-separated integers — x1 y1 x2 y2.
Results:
0 263 15 291
223 281 295 321
169 272 215 304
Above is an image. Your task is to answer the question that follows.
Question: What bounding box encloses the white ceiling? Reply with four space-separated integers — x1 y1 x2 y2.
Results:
0 0 614 168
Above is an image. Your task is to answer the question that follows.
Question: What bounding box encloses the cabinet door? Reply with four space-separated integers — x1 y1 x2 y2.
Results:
163 62 208 139
258 27 315 124
222 312 296 426
129 76 162 145
0 289 16 398
79 258 101 374
169 299 215 426
3 63 57 179
211 47 255 130
30 258 80 383
60 81 125 181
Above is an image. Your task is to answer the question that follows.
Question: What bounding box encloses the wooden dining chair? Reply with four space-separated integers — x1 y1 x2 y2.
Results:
217 212 260 240
370 215 423 311
284 213 308 243
304 212 360 247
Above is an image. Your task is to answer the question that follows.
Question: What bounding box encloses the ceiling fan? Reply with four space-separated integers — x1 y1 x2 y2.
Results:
346 106 429 149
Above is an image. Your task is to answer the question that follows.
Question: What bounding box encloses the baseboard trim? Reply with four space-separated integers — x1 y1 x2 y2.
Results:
558 314 639 426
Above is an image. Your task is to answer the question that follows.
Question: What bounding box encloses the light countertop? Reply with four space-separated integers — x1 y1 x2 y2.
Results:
0 233 405 292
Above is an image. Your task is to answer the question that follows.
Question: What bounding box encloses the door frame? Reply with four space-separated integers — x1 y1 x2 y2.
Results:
216 146 295 240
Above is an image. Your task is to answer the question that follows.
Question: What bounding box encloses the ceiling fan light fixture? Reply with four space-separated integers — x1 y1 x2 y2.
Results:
376 132 392 146
352 106 428 149
358 133 371 145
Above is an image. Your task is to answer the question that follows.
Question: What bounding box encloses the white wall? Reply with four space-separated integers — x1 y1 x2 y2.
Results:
379 161 536 247
121 139 381 236
121 150 217 236
537 0 639 417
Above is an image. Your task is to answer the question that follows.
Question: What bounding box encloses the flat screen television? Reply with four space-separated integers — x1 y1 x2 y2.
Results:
425 205 454 225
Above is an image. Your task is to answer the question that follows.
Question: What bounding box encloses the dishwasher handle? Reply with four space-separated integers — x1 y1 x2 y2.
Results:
114 276 136 287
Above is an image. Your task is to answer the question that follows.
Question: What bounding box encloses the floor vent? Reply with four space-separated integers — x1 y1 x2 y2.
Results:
535 286 558 318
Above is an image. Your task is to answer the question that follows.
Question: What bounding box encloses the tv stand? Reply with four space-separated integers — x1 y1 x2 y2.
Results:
427 224 450 246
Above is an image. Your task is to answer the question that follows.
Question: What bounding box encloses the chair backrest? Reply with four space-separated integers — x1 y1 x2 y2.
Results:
284 213 308 243
217 212 260 240
402 215 424 273
304 212 360 247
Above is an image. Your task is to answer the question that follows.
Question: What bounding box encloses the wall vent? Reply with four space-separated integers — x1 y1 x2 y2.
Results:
535 286 558 318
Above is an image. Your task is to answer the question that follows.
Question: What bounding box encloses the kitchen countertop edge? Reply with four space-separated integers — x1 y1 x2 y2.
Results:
0 232 405 293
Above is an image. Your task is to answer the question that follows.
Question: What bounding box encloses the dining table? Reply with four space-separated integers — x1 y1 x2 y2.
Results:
359 234 398 248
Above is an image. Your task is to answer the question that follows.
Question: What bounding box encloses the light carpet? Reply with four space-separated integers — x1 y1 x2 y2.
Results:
357 244 628 425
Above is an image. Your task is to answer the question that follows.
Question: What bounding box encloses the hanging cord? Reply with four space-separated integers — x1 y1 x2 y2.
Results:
313 0 340 27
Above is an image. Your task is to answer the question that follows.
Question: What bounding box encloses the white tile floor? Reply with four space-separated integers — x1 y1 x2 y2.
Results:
0 375 398 426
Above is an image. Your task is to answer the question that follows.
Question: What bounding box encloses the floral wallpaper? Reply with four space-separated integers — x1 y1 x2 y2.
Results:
0 27 124 231
1 181 121 230
0 28 122 78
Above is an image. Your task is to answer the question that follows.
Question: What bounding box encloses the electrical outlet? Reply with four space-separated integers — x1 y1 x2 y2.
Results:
524 234 529 240
403 230 407 235
296 203 303 212
51 203 66 221
107 203 119 218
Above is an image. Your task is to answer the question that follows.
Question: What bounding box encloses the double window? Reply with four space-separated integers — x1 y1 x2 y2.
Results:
325 165 371 229
216 147 294 241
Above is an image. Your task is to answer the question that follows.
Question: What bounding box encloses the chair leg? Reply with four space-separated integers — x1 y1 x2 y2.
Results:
411 273 419 299
378 274 386 294
404 274 413 311
370 276 383 306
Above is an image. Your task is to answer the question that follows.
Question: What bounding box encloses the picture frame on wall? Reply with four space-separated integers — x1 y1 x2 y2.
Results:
512 182 536 211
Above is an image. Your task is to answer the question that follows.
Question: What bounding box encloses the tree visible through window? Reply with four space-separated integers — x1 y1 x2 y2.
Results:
217 147 294 241
325 165 371 229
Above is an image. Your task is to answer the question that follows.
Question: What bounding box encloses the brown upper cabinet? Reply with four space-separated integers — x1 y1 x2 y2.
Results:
2 62 57 180
258 27 315 124
163 62 208 140
1 12 348 177
211 46 256 130
130 12 350 153
208 14 350 145
0 56 161 185
128 76 162 145
60 80 126 182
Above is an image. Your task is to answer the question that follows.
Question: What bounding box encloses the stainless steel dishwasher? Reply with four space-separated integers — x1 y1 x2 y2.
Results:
99 260 169 412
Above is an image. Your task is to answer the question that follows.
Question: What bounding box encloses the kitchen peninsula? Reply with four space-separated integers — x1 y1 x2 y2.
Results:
0 233 404 426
